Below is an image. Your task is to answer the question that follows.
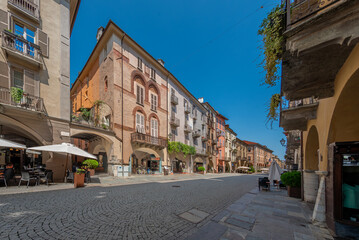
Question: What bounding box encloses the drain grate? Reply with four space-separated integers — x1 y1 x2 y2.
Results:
172 185 181 188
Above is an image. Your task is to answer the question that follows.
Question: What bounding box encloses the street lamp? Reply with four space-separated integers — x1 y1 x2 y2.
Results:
280 138 286 147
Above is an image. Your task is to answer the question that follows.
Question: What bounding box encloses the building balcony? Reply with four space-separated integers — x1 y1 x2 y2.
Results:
195 148 207 156
71 112 112 131
171 94 178 105
184 124 192 133
201 135 208 142
184 105 191 113
280 96 319 131
1 30 42 67
170 114 180 127
192 111 197 120
131 132 167 149
192 130 201 138
0 87 46 115
282 0 359 100
8 0 40 21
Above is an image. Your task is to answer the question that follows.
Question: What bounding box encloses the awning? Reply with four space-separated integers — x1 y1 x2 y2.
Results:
0 138 26 149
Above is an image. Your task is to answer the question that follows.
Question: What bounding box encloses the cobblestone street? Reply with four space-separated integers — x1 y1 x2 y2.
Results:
0 174 258 240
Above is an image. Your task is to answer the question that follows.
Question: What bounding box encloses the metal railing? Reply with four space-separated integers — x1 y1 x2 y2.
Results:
192 130 201 138
2 30 41 62
0 87 45 113
184 124 192 133
170 114 180 127
171 94 178 105
281 96 318 111
131 132 167 148
286 0 339 27
71 112 112 131
184 105 191 113
8 0 40 19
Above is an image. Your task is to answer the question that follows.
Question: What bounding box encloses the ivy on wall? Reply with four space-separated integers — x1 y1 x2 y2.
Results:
168 141 196 158
258 3 285 126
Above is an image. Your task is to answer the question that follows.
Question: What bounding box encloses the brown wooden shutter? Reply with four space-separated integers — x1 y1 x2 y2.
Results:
0 9 8 34
0 61 9 88
37 29 49 57
136 85 140 103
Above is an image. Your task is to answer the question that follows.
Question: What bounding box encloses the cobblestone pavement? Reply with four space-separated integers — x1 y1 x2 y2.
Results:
0 174 258 239
187 187 333 240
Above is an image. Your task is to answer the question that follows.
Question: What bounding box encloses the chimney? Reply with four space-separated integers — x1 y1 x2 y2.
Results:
157 59 165 66
96 26 104 42
198 97 204 103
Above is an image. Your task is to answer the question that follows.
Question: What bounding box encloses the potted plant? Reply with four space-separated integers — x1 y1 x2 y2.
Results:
280 171 301 198
10 87 23 104
197 166 205 174
82 159 99 176
74 168 86 188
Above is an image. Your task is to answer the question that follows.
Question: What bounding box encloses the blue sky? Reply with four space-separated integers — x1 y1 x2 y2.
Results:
70 0 285 159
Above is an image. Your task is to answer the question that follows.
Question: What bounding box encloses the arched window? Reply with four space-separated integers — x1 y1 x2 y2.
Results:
135 77 145 105
151 117 158 137
104 76 108 92
136 112 145 133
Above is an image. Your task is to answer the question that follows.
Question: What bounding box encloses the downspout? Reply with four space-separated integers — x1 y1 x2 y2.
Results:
121 33 126 172
301 130 304 201
166 73 170 169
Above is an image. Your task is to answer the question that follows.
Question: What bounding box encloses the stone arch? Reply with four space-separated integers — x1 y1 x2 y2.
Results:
327 68 359 144
305 125 319 171
0 114 47 145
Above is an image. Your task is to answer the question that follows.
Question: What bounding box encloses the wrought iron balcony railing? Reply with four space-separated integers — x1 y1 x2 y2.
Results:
286 0 340 27
281 96 318 111
8 0 40 20
170 114 180 127
2 30 41 63
0 87 45 114
131 132 167 148
171 94 178 105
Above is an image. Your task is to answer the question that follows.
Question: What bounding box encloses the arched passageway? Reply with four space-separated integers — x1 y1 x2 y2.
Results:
303 125 320 203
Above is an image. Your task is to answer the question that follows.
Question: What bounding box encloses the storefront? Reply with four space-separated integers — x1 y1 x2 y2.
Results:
327 142 359 236
172 158 185 173
132 154 161 174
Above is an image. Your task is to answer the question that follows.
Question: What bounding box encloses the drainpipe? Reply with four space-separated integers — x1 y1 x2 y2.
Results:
121 33 126 175
301 131 304 201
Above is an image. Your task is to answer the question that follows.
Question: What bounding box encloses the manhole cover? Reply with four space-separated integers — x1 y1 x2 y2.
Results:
172 185 180 188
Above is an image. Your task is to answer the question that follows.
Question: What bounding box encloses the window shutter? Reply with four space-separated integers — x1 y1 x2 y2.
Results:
37 29 49 57
0 61 9 88
24 70 35 96
141 114 145 133
0 9 8 34
136 85 140 103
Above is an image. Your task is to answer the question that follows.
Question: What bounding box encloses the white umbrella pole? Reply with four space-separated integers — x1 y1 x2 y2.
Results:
64 153 69 182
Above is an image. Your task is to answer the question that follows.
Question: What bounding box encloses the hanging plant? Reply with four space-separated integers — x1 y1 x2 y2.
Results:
168 141 196 157
79 107 91 122
258 4 285 87
10 87 23 103
93 100 104 126
266 94 281 128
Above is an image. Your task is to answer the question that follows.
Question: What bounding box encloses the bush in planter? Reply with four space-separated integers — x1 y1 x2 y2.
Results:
82 159 99 169
281 171 301 198
10 87 23 103
76 168 86 174
280 171 301 187
198 166 205 172
249 166 255 173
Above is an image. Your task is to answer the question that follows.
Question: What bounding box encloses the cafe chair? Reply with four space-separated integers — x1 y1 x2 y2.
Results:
0 172 7 188
39 172 53 186
65 170 74 183
18 171 38 188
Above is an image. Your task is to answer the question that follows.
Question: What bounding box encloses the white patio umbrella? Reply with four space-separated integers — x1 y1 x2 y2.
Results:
28 143 97 180
0 138 26 149
268 161 282 183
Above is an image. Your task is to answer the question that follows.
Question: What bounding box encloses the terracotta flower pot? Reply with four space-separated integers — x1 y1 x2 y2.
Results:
74 173 85 188
88 169 95 176
287 186 301 198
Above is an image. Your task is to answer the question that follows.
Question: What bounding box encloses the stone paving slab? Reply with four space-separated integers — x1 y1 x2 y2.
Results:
186 187 334 240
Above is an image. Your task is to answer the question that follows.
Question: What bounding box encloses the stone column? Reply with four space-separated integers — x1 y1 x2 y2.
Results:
312 171 328 223
303 170 319 203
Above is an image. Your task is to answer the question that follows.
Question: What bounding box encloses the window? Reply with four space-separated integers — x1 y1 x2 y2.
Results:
104 76 108 92
184 99 187 107
13 69 24 89
185 134 189 140
103 115 111 128
136 84 144 105
171 127 177 136
138 57 142 70
151 118 158 137
14 22 35 57
85 91 88 99
150 93 157 111
150 68 156 80
194 138 198 146
136 112 145 133
171 105 176 113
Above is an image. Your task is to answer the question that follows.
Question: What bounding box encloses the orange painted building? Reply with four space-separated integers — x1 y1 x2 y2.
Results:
216 113 228 173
